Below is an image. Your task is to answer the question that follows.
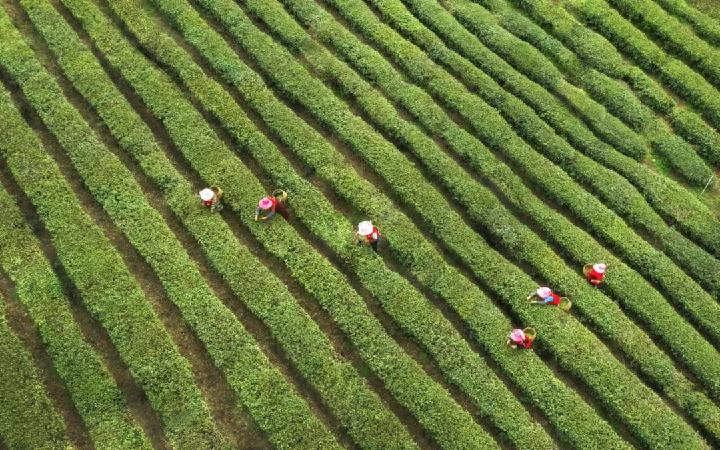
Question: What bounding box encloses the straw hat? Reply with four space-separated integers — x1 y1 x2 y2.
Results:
357 220 374 236
509 328 525 342
258 197 273 210
536 287 551 298
593 263 607 274
199 188 214 201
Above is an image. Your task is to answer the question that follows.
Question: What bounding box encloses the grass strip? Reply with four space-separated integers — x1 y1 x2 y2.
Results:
0 20 224 449
0 290 69 450
148 0 708 446
57 0 499 447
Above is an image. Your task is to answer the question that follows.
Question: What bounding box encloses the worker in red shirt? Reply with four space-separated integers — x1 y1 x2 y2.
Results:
528 286 561 305
356 220 382 252
199 187 222 212
255 191 289 222
507 328 535 349
584 263 607 286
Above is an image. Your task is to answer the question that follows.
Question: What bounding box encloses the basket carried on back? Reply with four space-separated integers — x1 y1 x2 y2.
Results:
209 186 223 211
210 186 223 200
523 327 537 340
272 189 288 202
559 297 572 312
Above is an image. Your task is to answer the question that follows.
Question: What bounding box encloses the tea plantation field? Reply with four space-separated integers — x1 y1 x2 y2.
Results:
0 0 719 448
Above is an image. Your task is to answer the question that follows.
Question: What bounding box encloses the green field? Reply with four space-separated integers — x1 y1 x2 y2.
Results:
0 0 719 448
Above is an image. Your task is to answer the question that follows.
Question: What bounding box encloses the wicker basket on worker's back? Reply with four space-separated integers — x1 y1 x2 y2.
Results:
523 327 537 340
559 297 572 312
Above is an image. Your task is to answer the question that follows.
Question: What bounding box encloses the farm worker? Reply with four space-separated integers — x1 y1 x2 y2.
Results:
255 190 289 222
585 263 607 286
356 220 382 252
199 186 223 212
507 328 534 349
527 286 561 306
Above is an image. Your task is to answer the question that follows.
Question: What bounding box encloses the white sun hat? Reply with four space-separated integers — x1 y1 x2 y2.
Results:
536 287 552 298
357 220 374 236
199 188 214 201
593 263 607 274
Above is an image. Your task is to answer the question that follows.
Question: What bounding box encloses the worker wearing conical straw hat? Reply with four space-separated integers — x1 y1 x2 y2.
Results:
255 190 290 222
507 328 535 349
355 220 382 252
527 286 562 306
584 263 607 286
199 186 223 212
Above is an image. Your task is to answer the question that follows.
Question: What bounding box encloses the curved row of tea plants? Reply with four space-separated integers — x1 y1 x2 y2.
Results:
0 153 151 448
57 0 505 446
153 0 709 446
0 47 223 449
267 0 720 418
115 0 625 447
3 4 371 447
